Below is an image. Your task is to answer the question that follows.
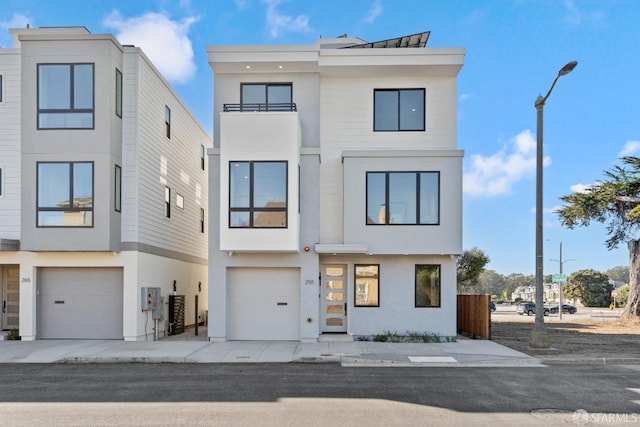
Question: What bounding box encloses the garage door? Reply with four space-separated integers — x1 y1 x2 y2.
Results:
38 268 123 339
228 268 300 341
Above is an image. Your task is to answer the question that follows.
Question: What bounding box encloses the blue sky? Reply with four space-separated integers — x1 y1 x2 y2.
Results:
2 0 638 276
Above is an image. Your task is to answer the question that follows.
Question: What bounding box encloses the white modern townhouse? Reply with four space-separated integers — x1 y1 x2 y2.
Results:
0 26 211 340
206 32 465 342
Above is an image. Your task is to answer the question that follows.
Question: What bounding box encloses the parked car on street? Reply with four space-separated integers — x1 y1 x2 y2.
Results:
548 304 577 314
490 301 496 312
516 302 549 316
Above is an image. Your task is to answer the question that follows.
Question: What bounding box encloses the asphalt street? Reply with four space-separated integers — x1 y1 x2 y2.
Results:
1 363 639 426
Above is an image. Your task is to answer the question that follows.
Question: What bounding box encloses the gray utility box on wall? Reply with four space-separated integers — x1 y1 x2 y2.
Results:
141 287 163 319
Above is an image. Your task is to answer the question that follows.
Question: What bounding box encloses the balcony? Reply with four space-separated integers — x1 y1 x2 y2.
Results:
223 103 297 112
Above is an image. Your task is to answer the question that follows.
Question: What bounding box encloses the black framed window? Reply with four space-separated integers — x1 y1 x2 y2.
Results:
37 161 93 227
115 165 122 213
229 160 287 228
374 88 425 131
164 186 171 218
0 167 3 196
200 144 205 171
240 83 292 111
115 68 123 118
354 264 379 307
415 265 441 307
0 74 3 102
367 171 439 225
200 208 205 233
38 63 94 129
165 106 171 139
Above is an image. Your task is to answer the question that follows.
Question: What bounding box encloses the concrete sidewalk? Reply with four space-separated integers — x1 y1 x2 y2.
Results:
0 335 543 367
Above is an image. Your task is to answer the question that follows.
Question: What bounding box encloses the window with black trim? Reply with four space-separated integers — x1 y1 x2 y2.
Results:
115 165 122 213
200 208 205 233
200 145 205 170
241 83 292 111
0 167 3 197
115 68 123 118
374 88 425 131
164 186 171 218
415 265 441 307
366 171 439 225
0 74 3 102
354 264 379 307
38 63 94 129
37 161 93 227
165 106 171 138
229 160 287 228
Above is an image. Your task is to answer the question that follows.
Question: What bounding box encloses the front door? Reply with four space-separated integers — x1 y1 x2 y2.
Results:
321 265 347 333
2 266 19 330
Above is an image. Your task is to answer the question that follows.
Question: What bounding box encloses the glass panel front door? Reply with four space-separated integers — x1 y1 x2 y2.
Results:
322 265 347 333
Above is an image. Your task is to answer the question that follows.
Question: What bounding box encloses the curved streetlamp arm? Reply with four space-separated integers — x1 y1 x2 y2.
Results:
535 61 578 108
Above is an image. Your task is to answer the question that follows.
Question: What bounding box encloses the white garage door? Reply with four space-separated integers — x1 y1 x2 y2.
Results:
228 268 300 341
38 268 124 339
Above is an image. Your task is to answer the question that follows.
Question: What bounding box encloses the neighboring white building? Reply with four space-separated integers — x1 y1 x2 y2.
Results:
206 32 465 341
0 27 211 340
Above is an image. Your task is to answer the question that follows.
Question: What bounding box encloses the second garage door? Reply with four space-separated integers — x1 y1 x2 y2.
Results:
228 268 300 341
37 267 124 339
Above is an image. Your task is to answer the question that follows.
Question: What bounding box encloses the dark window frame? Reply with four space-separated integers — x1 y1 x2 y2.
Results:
37 63 95 130
114 164 122 213
240 82 293 111
0 74 3 103
0 166 3 197
36 161 94 228
366 171 440 225
354 264 380 307
200 207 205 234
228 160 288 229
415 264 441 308
164 186 171 218
165 105 171 139
115 68 123 118
373 88 425 132
200 144 205 171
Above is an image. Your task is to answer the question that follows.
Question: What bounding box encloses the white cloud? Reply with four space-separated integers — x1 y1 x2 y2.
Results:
570 183 591 194
459 93 472 102
619 140 640 157
364 0 383 23
103 11 198 85
464 129 551 197
563 0 603 26
0 12 31 30
261 0 311 38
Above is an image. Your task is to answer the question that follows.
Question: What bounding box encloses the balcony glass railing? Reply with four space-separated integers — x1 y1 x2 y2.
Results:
223 103 297 112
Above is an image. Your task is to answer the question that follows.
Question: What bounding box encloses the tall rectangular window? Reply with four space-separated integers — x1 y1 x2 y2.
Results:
164 186 171 218
115 68 123 118
415 265 441 307
200 144 205 171
366 171 439 225
0 75 3 102
165 106 171 139
354 265 379 307
374 88 425 131
229 160 287 228
38 63 94 129
200 208 205 233
0 167 3 197
114 165 122 213
240 83 293 111
37 162 93 227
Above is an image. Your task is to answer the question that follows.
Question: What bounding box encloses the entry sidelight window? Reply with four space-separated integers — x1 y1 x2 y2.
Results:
37 161 94 227
415 265 441 308
354 264 379 307
229 161 288 228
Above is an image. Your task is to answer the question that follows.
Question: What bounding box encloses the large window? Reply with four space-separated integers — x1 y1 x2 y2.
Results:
229 161 287 228
38 63 94 129
415 265 441 307
240 83 293 111
374 88 425 131
355 264 379 307
115 68 123 118
367 171 439 225
37 162 93 227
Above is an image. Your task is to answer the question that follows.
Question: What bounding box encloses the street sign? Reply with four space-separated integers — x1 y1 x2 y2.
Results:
552 274 567 282
611 290 618 297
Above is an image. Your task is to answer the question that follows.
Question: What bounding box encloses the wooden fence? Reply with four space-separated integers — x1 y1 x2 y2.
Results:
457 294 491 339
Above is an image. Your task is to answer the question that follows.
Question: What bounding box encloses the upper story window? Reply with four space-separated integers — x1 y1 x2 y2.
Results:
0 167 3 197
366 171 439 225
373 88 425 132
238 83 294 112
0 74 3 103
229 160 287 228
164 186 171 218
115 68 123 118
200 144 206 171
37 161 93 227
114 165 122 213
165 106 171 138
38 63 94 129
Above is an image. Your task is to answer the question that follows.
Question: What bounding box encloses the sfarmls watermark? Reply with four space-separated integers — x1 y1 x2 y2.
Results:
573 409 639 425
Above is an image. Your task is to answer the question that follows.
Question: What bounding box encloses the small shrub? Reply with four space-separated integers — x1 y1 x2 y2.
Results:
7 328 20 341
372 333 388 342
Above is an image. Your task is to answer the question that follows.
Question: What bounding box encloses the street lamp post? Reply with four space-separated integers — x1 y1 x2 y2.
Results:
530 61 578 349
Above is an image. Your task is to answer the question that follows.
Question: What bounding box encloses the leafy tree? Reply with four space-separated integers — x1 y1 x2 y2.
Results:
565 269 613 307
456 247 490 292
557 156 640 318
478 269 507 298
616 284 630 307
504 273 534 297
606 266 629 285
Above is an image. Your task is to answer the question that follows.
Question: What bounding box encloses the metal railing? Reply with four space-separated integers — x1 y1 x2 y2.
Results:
223 103 297 112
